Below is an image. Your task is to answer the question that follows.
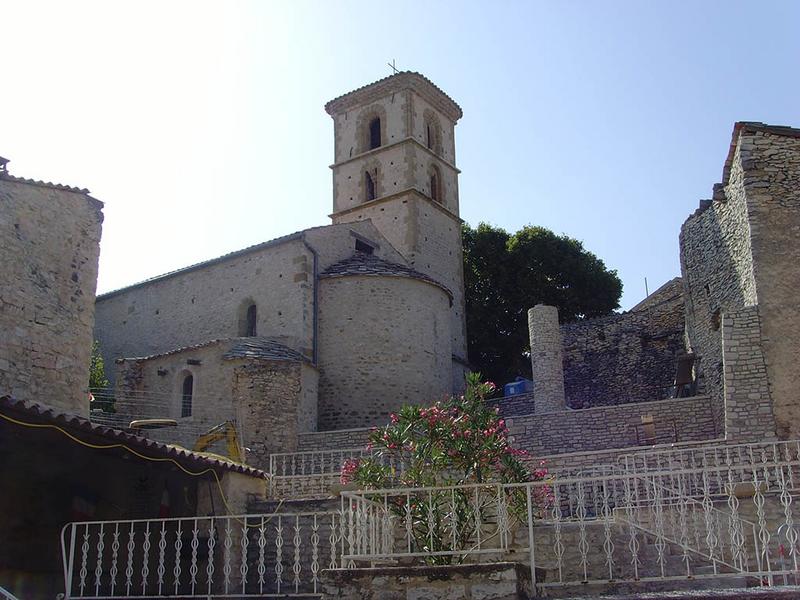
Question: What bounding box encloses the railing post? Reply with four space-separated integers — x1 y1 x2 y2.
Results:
525 485 537 593
61 522 77 600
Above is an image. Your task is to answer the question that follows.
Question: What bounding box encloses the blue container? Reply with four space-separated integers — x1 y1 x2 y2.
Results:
504 377 533 397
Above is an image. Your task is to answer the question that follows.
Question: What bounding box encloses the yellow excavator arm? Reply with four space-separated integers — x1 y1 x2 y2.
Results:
192 421 244 464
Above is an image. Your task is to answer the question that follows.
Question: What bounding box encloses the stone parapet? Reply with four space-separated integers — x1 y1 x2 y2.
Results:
321 563 531 600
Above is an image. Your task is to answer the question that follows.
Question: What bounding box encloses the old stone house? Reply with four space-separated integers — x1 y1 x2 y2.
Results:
94 73 469 466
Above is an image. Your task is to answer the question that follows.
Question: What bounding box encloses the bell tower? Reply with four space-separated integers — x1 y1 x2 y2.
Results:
325 72 469 390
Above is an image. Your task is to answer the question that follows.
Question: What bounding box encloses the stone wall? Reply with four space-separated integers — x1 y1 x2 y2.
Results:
722 306 776 441
738 127 800 439
560 278 685 408
0 174 103 415
322 563 531 600
297 428 372 452
95 221 405 386
112 338 316 471
680 137 760 405
505 395 720 457
317 274 452 430
680 123 800 440
233 360 318 469
96 236 314 385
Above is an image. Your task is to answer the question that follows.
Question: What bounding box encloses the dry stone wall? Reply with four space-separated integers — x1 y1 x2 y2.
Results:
0 176 103 415
505 395 720 456
560 278 685 408
680 140 759 405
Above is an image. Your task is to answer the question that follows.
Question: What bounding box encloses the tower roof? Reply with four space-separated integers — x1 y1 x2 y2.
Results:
325 71 463 123
321 252 453 300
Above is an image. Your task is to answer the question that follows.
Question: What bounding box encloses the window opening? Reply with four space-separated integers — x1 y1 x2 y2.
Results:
430 170 440 202
365 171 376 201
427 124 433 149
181 374 193 417
369 118 381 150
355 239 374 254
245 304 257 337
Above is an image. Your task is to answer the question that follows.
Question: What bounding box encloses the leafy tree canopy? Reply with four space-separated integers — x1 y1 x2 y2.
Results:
463 223 622 386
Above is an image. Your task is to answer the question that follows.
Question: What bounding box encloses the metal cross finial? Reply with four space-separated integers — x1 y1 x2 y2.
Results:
387 59 399 75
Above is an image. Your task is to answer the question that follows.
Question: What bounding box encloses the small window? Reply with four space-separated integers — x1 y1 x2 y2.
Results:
430 167 441 203
245 304 257 337
426 124 433 149
365 171 376 201
355 239 374 254
368 118 381 150
181 374 193 417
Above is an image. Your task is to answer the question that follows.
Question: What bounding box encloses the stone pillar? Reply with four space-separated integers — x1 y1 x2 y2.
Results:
528 305 566 412
722 306 777 442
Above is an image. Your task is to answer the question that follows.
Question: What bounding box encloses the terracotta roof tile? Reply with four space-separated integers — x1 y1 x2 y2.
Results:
324 71 463 122
0 395 267 479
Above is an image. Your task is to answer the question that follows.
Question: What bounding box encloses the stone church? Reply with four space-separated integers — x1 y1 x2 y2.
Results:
93 72 470 464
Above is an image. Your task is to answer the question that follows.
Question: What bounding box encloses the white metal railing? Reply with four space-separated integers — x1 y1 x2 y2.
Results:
60 511 339 599
619 439 800 496
338 456 800 591
0 586 20 600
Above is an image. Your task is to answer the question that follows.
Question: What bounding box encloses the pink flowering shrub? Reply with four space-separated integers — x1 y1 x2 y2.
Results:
341 372 551 564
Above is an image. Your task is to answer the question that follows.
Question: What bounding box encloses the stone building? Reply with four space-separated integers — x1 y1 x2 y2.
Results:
517 121 799 454
0 157 104 415
94 73 468 464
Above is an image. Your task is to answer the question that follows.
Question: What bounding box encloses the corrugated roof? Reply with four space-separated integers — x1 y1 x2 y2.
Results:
0 395 267 479
321 252 452 300
324 71 463 122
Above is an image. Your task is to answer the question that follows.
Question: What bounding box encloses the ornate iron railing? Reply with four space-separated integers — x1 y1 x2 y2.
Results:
60 511 339 599
338 456 800 591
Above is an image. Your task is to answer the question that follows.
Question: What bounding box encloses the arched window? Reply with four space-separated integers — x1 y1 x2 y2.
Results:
430 166 441 203
237 300 257 337
245 303 257 337
368 117 381 150
365 171 376 201
181 373 193 417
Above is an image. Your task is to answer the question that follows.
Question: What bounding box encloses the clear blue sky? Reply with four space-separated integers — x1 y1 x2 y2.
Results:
2 0 798 309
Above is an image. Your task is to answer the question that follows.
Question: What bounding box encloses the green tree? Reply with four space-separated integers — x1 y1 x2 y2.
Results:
88 340 113 412
463 223 622 386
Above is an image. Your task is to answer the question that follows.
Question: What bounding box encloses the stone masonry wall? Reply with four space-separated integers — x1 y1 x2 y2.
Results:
232 360 311 470
561 278 685 408
528 305 565 411
722 306 776 441
739 127 800 439
680 137 759 405
297 428 372 452
95 237 314 386
0 176 103 415
332 192 468 380
506 395 720 456
112 339 314 471
317 274 452 430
